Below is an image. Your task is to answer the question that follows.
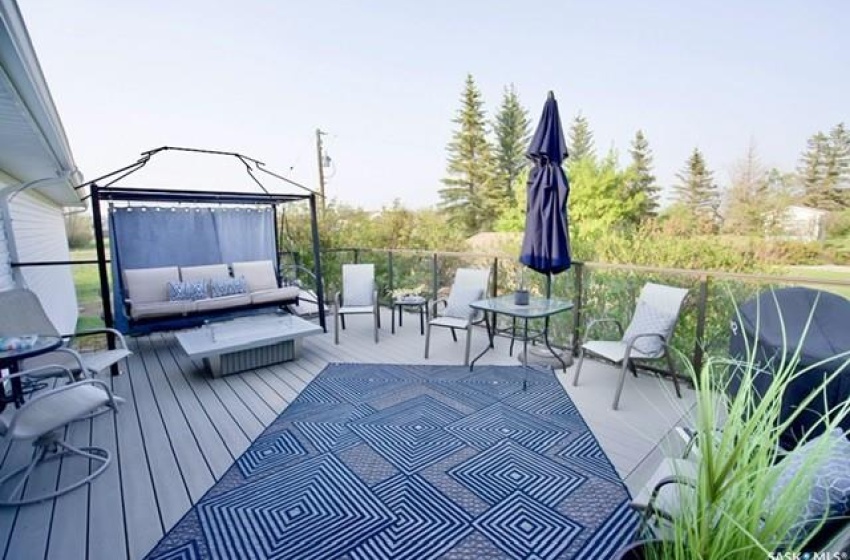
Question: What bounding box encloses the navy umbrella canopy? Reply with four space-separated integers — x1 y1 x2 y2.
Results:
520 91 571 290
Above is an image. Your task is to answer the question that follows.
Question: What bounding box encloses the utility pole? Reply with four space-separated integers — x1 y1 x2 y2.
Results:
315 128 326 211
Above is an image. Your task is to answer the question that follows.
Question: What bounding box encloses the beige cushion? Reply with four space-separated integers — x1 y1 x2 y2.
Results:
194 294 251 312
250 286 300 305
130 300 194 319
124 267 180 304
232 261 278 292
181 264 230 283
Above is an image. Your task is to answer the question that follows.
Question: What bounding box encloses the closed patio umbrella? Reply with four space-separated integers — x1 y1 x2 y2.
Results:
520 91 571 296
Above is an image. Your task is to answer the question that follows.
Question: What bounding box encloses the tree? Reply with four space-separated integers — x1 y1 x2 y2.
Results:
493 168 530 232
672 148 721 233
723 142 773 235
439 74 496 234
625 130 660 221
491 84 530 206
568 151 642 238
824 123 850 207
567 113 595 163
798 124 849 211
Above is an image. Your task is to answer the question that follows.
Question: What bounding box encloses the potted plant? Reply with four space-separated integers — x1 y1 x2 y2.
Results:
620 299 850 560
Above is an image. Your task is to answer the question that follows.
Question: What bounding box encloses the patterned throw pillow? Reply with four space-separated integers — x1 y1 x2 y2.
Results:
210 276 248 298
621 301 676 356
167 280 207 301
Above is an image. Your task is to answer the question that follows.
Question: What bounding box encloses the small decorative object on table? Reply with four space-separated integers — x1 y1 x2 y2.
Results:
388 284 428 302
513 289 529 305
514 267 529 305
0 335 38 352
388 284 429 335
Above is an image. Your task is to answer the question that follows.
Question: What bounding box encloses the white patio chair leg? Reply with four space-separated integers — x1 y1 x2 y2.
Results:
572 348 585 386
424 322 431 359
612 358 631 410
463 327 472 366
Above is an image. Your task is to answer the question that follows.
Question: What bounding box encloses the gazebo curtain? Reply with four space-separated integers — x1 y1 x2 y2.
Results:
109 205 277 332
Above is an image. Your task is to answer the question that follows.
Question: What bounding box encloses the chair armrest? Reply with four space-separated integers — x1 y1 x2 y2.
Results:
65 328 129 349
430 298 447 317
2 365 76 383
334 291 342 310
583 317 624 343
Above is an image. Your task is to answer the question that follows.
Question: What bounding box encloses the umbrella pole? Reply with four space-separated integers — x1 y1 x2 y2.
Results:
546 273 552 299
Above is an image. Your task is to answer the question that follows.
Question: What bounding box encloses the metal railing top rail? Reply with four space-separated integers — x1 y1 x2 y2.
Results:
339 248 850 289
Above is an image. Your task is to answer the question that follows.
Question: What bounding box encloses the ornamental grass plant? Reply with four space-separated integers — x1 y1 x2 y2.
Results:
642 291 850 559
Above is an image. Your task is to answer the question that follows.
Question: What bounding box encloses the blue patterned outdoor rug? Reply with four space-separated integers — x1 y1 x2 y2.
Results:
146 364 638 560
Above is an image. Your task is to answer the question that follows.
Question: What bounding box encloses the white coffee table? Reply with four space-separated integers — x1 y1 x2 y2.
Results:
176 314 322 377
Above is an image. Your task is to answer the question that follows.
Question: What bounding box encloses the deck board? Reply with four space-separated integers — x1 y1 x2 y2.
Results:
0 308 691 559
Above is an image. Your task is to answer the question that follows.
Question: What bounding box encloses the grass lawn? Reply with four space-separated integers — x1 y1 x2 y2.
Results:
782 266 850 299
71 248 107 331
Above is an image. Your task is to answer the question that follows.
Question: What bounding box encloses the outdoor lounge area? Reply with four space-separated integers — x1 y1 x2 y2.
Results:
0 307 693 559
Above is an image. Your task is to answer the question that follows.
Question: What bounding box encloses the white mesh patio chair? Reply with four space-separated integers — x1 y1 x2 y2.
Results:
0 365 123 506
0 288 132 377
424 268 490 366
334 264 380 344
572 283 688 410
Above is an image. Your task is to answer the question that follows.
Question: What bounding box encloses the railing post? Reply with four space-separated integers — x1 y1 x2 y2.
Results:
353 248 360 264
692 274 710 377
572 262 583 356
388 251 394 300
491 257 498 297
431 253 439 300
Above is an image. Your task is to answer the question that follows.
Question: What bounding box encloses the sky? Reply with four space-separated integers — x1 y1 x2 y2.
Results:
19 0 850 210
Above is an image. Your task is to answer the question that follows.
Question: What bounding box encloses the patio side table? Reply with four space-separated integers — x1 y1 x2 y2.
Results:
391 297 428 335
0 335 63 411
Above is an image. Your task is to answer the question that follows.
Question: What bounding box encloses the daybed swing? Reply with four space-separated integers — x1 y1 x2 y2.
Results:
81 146 326 338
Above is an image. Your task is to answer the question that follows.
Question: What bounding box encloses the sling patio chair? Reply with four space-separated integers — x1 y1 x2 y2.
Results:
0 365 123 506
334 263 380 344
572 282 688 410
0 288 132 377
424 267 490 366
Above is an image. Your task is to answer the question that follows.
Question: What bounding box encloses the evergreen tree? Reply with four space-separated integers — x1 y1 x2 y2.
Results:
625 130 660 221
567 113 595 162
798 131 833 209
491 84 530 206
824 123 850 208
723 142 771 235
439 74 495 234
673 148 721 233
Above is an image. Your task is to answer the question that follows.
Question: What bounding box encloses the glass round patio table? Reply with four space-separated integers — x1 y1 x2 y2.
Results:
0 335 63 412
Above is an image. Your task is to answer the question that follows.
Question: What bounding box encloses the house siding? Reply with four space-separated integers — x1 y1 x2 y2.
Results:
0 203 12 291
7 190 78 333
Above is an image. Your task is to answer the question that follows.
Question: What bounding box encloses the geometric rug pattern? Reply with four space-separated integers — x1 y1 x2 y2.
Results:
145 364 638 559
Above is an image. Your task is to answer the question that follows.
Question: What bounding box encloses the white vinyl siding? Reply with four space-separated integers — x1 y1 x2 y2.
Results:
0 204 12 291
8 190 78 333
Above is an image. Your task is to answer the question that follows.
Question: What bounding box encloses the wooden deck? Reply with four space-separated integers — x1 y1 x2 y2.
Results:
0 308 693 559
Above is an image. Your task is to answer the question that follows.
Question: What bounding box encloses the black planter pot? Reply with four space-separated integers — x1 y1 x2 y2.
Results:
613 539 666 560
